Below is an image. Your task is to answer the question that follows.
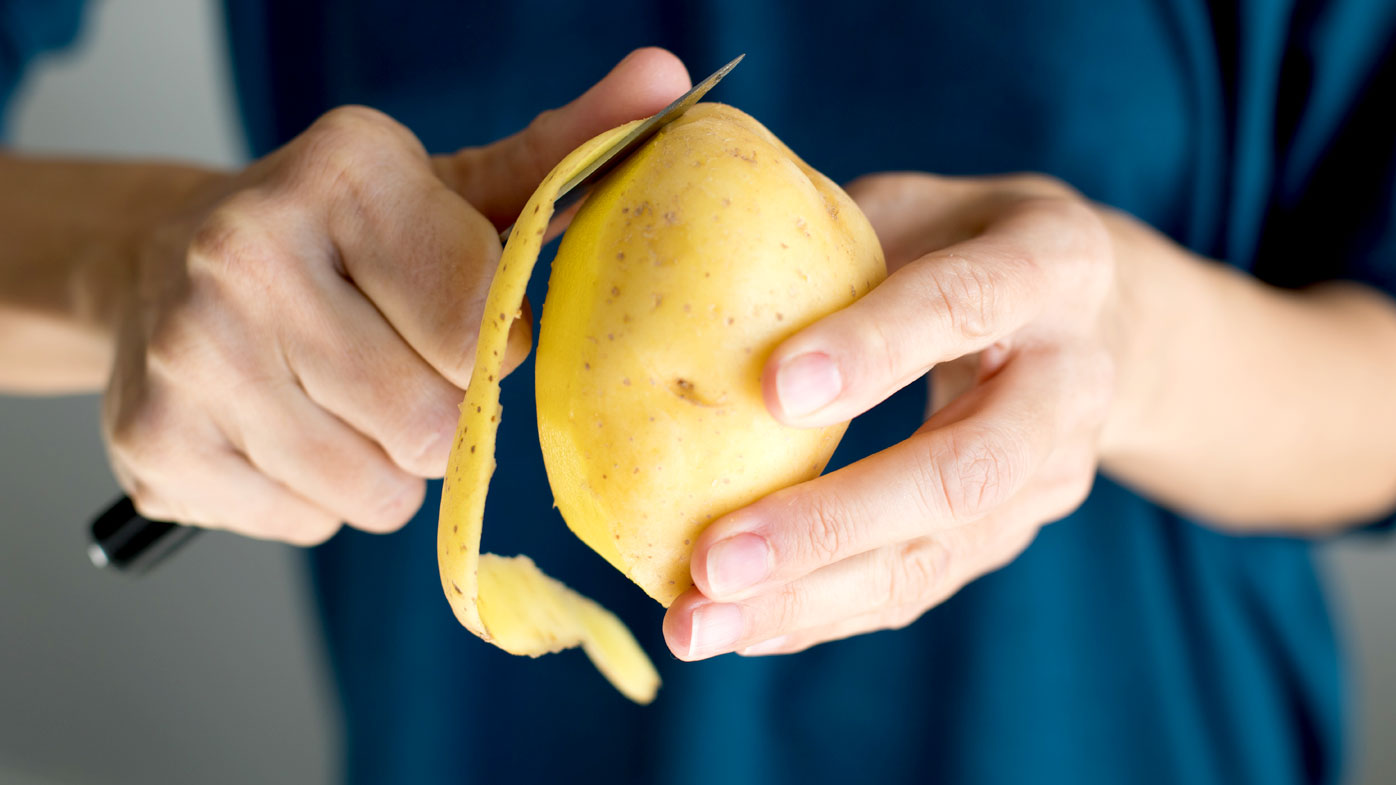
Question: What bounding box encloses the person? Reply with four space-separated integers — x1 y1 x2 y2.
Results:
3 1 1395 783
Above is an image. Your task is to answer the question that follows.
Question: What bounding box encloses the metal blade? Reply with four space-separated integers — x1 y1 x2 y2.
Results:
500 54 744 242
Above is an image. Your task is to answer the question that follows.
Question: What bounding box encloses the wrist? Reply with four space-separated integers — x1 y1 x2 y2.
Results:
0 155 230 392
1094 208 1204 467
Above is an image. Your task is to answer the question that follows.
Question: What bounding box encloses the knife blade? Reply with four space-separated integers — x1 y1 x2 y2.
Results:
499 53 743 242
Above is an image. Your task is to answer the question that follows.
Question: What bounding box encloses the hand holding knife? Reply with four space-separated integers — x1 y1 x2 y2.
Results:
88 55 744 573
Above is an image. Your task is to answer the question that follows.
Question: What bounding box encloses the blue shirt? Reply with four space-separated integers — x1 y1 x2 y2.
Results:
6 1 1395 783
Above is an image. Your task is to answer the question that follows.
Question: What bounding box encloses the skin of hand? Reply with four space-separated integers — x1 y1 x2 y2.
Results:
662 172 1396 661
98 48 691 544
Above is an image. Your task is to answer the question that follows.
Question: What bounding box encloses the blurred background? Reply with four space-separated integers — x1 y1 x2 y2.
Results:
0 2 1391 784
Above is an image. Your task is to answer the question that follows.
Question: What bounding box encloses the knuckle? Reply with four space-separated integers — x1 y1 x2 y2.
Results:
856 311 904 391
794 491 854 564
885 538 947 608
927 427 1026 521
769 582 807 634
319 104 393 130
297 106 423 192
313 105 412 150
930 256 1000 344
144 300 211 379
128 485 178 524
187 205 281 288
1018 195 1112 296
107 391 179 473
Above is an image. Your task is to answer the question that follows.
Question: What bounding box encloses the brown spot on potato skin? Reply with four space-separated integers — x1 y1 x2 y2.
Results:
671 378 721 407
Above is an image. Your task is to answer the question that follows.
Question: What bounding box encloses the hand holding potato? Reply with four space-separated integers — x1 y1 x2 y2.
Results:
103 49 691 545
665 173 1120 658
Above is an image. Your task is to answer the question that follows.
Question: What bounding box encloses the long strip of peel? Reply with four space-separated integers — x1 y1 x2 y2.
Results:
438 119 660 704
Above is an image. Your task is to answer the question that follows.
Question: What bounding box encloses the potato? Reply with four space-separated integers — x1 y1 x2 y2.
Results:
437 104 885 702
537 104 885 604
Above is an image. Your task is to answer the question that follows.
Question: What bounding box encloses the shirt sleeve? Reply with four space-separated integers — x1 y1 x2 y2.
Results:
0 0 87 136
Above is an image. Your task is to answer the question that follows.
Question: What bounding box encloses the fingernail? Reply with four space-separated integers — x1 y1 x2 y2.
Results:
705 533 770 596
739 635 789 656
776 352 841 418
688 603 744 659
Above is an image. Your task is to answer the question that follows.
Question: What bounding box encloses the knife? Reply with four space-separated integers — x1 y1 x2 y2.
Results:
88 54 745 573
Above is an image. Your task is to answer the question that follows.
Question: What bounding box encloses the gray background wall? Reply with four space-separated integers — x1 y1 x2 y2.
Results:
0 2 1391 784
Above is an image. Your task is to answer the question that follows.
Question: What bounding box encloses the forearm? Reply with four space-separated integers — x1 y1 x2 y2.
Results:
0 152 226 393
1100 211 1396 534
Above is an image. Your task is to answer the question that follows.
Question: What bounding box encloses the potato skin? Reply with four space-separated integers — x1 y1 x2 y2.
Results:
536 103 886 606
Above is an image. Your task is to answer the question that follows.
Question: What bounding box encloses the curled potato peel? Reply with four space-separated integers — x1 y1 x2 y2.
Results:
437 119 659 704
438 105 885 703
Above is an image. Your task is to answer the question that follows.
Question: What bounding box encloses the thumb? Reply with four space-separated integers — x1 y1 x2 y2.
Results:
434 47 692 229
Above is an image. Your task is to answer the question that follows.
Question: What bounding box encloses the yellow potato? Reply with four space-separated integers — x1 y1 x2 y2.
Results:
537 104 885 604
438 104 885 702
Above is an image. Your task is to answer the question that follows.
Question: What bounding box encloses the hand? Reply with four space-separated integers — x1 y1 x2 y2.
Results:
664 172 1121 658
104 48 691 545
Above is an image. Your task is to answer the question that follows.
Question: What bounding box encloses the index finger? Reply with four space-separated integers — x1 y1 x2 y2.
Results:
691 353 1060 603
762 194 1108 428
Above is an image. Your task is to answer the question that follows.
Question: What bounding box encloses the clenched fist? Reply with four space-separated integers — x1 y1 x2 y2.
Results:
102 49 691 545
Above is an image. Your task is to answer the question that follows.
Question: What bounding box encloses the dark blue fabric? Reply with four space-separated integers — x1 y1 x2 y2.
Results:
217 1 1396 784
0 0 1384 782
0 0 84 136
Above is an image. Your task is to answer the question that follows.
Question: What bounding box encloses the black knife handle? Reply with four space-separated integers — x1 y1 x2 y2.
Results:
88 496 200 573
